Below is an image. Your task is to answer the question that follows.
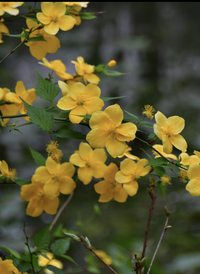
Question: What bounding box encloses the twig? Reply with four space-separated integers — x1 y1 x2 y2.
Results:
23 220 35 274
146 210 170 274
49 192 74 231
141 186 156 260
90 247 118 274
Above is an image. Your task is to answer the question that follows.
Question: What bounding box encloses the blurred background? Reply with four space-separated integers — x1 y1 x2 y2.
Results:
1 2 200 274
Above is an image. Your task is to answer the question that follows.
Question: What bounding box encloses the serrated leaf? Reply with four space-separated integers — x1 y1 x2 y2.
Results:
15 178 30 186
137 121 153 128
103 70 127 76
21 99 54 132
146 157 169 167
124 110 138 121
61 254 77 266
0 247 20 258
79 12 96 19
46 265 64 274
153 166 166 177
12 257 31 272
36 71 60 102
34 226 51 249
101 96 126 101
157 181 166 197
50 238 70 256
53 129 86 140
29 145 46 166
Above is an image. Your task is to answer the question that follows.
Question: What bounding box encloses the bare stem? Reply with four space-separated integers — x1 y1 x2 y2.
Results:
23 220 35 274
146 211 170 274
49 192 74 231
90 247 118 274
141 186 156 260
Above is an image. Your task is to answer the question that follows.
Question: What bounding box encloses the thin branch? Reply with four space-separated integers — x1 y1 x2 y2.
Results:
49 192 74 231
90 247 118 274
0 114 28 119
141 186 156 260
146 210 170 274
23 220 35 274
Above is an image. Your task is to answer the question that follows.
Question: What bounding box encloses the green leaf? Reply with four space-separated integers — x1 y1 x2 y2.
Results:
21 99 54 132
29 145 46 166
27 35 46 42
95 64 108 73
103 70 127 76
157 181 166 197
36 71 60 102
146 157 169 167
53 129 86 140
15 178 30 186
22 3 32 10
79 11 96 19
4 33 26 38
50 238 70 256
61 254 77 266
0 247 20 258
124 110 138 121
101 96 126 101
34 226 51 249
87 266 101 274
12 257 31 272
22 16 40 23
94 204 101 215
153 166 166 177
45 265 64 274
137 121 154 128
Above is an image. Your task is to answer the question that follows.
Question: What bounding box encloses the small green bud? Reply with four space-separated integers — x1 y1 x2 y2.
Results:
140 257 147 266
64 232 81 242
164 206 170 216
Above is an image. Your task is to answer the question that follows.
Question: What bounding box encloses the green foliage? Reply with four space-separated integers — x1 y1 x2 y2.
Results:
46 265 64 274
53 128 86 140
101 96 126 101
79 11 96 19
34 226 51 249
50 238 71 256
29 145 46 166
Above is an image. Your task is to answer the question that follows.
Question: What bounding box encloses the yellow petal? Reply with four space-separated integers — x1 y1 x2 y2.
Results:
113 186 128 202
91 148 107 163
26 197 44 217
98 191 113 203
20 183 38 202
123 180 139 196
68 82 85 100
170 134 187 152
163 135 173 154
104 163 118 181
94 180 108 194
135 159 151 177
59 176 76 194
85 73 100 84
58 15 76 31
43 181 60 199
69 106 86 123
78 167 93 184
59 162 75 177
116 123 137 141
37 12 51 25
83 83 101 98
120 158 136 176
52 2 66 17
106 136 126 158
79 142 92 161
57 95 77 110
115 171 132 183
153 124 163 140
33 166 51 184
43 196 59 215
89 111 111 129
41 2 54 16
168 116 185 134
86 128 107 148
154 111 167 127
83 97 104 114
104 104 123 126
70 152 85 167
186 179 200 196
188 164 200 180
92 163 107 178
44 22 59 35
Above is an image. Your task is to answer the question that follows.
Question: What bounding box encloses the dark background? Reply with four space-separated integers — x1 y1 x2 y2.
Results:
1 2 200 274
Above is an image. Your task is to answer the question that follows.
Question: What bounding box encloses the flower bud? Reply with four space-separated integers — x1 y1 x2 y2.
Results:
107 60 117 68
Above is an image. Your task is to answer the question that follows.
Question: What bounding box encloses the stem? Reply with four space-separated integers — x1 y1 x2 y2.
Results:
0 41 24 64
90 247 118 274
0 114 28 119
23 220 35 274
49 192 74 231
141 186 156 260
146 211 170 274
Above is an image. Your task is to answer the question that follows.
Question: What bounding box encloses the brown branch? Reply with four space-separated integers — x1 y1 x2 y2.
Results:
146 209 170 274
141 186 156 260
23 220 35 274
49 192 74 231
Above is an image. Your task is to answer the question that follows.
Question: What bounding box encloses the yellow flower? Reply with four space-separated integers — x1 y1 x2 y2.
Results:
186 164 200 196
57 82 104 124
93 250 113 265
178 152 200 182
23 19 60 60
161 175 171 185
46 141 63 163
37 2 76 35
94 163 128 202
86 104 137 158
70 142 107 185
107 60 116 68
38 253 63 274
0 87 19 125
63 2 89 8
0 2 24 16
64 3 86 26
152 144 177 160
71 56 100 84
20 179 60 217
118 145 140 160
142 105 155 120
6 81 36 121
194 150 200 158
153 111 187 154
0 257 23 274
39 58 73 80
115 158 151 196
0 18 9 43
0 160 17 182
32 157 76 199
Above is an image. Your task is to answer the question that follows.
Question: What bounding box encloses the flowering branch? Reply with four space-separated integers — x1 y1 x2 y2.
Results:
49 192 74 231
146 207 170 274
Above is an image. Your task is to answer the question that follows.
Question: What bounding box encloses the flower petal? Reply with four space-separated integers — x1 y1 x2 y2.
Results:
104 104 123 126
78 167 93 184
162 135 173 154
86 128 107 148
26 197 44 217
188 164 200 180
115 170 132 183
104 163 118 181
168 116 185 134
123 180 139 196
116 122 137 141
78 142 92 161
70 152 86 167
59 176 76 194
89 111 111 129
58 15 76 31
85 73 100 84
43 196 60 215
154 111 167 127
106 136 126 158
44 22 59 35
170 134 187 152
186 178 200 196
69 106 86 123
57 95 77 110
